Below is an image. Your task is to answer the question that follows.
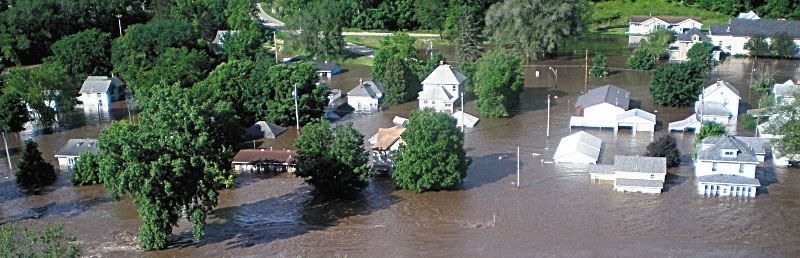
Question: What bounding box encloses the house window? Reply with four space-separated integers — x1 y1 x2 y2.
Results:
445 103 451 107
423 100 428 104
711 162 717 171
452 85 456 92
650 174 654 179
739 164 745 173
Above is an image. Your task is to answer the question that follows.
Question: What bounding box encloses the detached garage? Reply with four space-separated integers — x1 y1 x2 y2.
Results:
553 131 603 164
616 109 656 135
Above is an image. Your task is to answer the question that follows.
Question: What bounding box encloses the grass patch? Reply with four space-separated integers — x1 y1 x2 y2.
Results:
589 0 730 31
344 35 451 50
341 56 374 66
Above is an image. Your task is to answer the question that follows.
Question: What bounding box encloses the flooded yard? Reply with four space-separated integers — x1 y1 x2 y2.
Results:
2 37 800 257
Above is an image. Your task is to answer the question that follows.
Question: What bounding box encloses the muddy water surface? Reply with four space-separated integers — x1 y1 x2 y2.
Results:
2 40 800 257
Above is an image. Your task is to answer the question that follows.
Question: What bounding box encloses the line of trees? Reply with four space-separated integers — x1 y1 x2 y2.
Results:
690 0 800 19
745 33 799 59
650 42 719 107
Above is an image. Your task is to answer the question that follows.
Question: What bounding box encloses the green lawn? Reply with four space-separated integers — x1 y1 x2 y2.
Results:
344 35 450 50
590 0 730 32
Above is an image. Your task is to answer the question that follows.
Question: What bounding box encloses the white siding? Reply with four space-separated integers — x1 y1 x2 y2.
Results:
348 96 379 111
78 92 112 110
584 103 626 123
615 171 666 181
695 160 757 178
419 99 455 113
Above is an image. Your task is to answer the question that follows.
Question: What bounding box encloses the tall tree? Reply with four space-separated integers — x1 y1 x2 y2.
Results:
286 0 345 59
474 50 524 118
589 53 609 77
381 56 420 107
626 48 655 70
650 61 706 107
393 108 469 193
71 152 101 186
193 60 256 126
0 91 29 169
47 29 113 80
2 63 78 128
745 34 770 57
414 0 447 30
15 140 56 190
646 135 681 168
687 41 719 71
769 32 799 59
484 0 588 60
639 28 675 60
454 4 484 64
170 0 228 40
372 33 419 82
111 19 198 80
264 62 329 126
294 119 370 194
130 47 214 92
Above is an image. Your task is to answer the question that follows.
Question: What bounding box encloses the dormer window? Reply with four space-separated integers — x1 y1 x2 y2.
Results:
721 149 737 158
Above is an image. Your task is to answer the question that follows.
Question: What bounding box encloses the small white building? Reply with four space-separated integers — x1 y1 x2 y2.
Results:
347 79 383 111
668 29 722 62
553 131 602 164
315 61 341 79
232 148 296 173
628 16 702 35
710 18 800 57
418 64 466 113
694 135 762 197
616 109 656 135
773 80 797 105
737 11 760 20
452 111 479 128
670 81 741 132
78 76 124 110
589 155 668 194
571 85 630 129
54 139 98 168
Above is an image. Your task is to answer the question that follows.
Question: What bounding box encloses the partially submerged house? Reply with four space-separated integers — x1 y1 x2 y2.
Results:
232 148 297 173
553 131 602 164
589 155 668 194
347 79 383 111
418 63 466 113
773 80 798 105
628 16 703 35
668 28 721 62
247 121 286 139
54 139 98 168
368 126 406 173
694 135 763 197
315 61 341 79
569 85 656 135
78 76 124 110
710 18 800 57
669 81 741 132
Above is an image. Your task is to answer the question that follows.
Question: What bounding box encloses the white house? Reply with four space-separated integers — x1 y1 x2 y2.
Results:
315 61 341 79
628 16 702 35
670 80 741 132
347 79 383 111
418 64 466 113
78 76 124 110
232 148 296 173
553 131 602 164
709 18 800 57
737 11 760 20
570 85 655 135
54 138 98 168
695 135 762 197
589 155 668 194
773 80 797 105
668 29 722 62
369 126 406 173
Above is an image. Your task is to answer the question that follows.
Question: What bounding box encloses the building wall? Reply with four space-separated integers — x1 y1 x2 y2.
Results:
711 35 800 57
698 114 733 125
56 156 77 168
695 160 757 178
584 103 626 122
348 96 379 111
614 185 662 194
701 90 740 116
78 92 112 110
615 171 666 181
673 20 703 33
697 183 757 197
554 153 597 164
628 19 701 35
419 98 455 113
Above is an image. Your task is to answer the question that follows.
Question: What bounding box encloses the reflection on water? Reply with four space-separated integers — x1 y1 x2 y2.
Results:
2 38 800 256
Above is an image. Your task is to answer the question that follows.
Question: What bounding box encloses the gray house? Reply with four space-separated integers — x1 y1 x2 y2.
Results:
54 139 98 168
347 79 383 111
315 61 342 79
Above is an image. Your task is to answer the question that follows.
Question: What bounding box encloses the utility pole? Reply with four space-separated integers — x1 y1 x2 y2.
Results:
3 132 11 169
516 146 520 188
549 67 558 90
293 83 300 136
274 31 279 63
546 94 551 137
461 91 465 132
115 14 123 37
584 49 589 93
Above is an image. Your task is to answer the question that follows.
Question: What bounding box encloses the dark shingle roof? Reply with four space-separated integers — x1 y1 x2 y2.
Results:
55 139 98 157
247 121 286 138
575 85 630 110
630 16 701 24
696 135 759 163
676 28 710 42
710 18 800 38
348 80 383 98
233 149 297 164
315 61 341 72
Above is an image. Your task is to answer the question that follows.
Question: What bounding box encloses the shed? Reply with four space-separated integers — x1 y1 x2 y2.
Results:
553 131 602 164
616 109 656 135
452 111 479 128
247 121 286 139
315 61 341 79
369 126 406 151
347 79 383 111
54 139 98 168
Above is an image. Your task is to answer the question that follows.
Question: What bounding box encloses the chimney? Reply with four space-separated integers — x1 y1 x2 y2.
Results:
439 60 444 66
359 78 363 86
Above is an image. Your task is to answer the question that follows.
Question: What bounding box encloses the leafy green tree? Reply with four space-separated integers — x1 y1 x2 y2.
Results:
687 41 719 71
225 0 258 30
71 152 101 186
626 48 655 70
222 27 268 61
453 4 484 64
646 135 681 168
111 19 198 80
0 223 80 258
640 28 675 60
769 32 798 59
751 77 776 96
0 91 29 168
130 47 214 91
264 62 329 126
484 0 588 60
758 0 800 20
773 118 800 158
170 0 227 40
589 53 609 77
474 50 524 117
98 84 236 250
16 140 56 190
393 108 469 192
693 0 747 15
372 33 419 82
745 34 770 57
194 60 256 125
294 119 370 194
2 63 78 128
414 0 447 30
48 29 113 80
695 121 728 144
650 62 706 107
286 0 345 59
382 56 420 107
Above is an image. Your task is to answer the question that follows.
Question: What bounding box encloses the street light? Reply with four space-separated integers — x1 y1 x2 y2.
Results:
548 67 558 90
293 83 300 136
115 14 123 37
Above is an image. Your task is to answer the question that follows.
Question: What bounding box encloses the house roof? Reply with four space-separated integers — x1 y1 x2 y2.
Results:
733 136 767 155
588 165 614 174
696 135 759 163
247 121 286 138
553 131 602 163
617 109 656 124
392 116 408 127
80 76 124 94
233 149 297 164
773 80 797 98
211 30 238 46
615 178 664 188
55 139 98 157
702 80 741 99
348 80 383 98
676 28 710 42
697 174 761 186
315 61 341 72
370 126 406 151
630 16 701 24
737 11 760 20
452 111 479 128
710 18 800 38
613 155 667 174
696 102 731 117
575 85 630 110
418 86 457 102
421 64 467 85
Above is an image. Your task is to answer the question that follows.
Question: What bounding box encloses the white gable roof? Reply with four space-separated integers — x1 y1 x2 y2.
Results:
452 111 479 128
617 109 656 124
418 86 456 101
702 80 741 99
421 64 467 85
553 131 602 164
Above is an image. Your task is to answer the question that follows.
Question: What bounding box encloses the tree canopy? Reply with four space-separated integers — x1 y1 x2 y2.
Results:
2 63 78 128
769 32 799 59
16 140 56 191
453 4 485 64
286 0 345 59
646 135 681 168
626 48 655 70
687 42 718 71
745 34 770 57
372 33 419 82
111 19 199 80
381 57 420 107
695 122 728 144
649 61 706 107
47 29 113 80
294 119 370 194
589 53 609 77
474 50 524 117
393 108 469 192
71 152 101 186
0 91 30 133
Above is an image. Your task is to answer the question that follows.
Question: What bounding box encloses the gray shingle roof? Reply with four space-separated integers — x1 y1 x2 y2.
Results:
315 61 341 72
418 86 456 101
247 121 286 138
630 16 701 24
348 80 383 98
697 175 760 186
696 102 731 117
703 80 741 98
696 135 759 163
710 18 800 38
676 28 710 42
421 64 467 85
773 80 797 98
553 131 603 163
617 108 656 124
80 76 124 94
211 30 238 46
613 155 667 174
575 85 630 110
615 178 665 188
55 139 98 157
734 136 767 155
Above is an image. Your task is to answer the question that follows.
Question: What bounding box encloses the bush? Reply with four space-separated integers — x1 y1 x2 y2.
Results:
650 61 706 107
15 140 56 190
0 223 80 258
695 122 727 144
626 48 655 70
71 152 101 186
742 115 757 130
589 53 609 77
646 135 681 168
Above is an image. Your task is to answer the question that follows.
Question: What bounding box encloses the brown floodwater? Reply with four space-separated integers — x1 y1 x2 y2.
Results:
2 39 800 257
